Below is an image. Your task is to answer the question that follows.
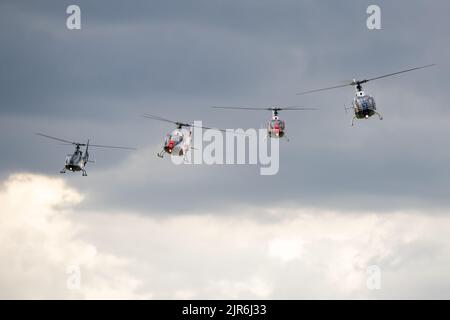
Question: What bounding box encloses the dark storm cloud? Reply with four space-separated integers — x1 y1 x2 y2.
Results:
1 0 450 214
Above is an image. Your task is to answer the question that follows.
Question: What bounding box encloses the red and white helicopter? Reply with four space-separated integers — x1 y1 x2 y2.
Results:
211 106 318 141
143 114 227 160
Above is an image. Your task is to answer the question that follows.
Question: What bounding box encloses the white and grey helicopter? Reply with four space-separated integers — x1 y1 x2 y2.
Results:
296 64 434 126
211 106 318 141
36 133 135 176
143 114 227 161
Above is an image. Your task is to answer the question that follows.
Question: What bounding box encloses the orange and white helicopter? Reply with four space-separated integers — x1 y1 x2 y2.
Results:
143 114 227 160
211 106 318 141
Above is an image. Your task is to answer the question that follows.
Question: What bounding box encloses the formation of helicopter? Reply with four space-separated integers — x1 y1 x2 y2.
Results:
36 64 434 175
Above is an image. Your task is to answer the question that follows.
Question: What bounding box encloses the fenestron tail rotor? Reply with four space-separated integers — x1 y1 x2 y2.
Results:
296 64 435 95
36 133 136 150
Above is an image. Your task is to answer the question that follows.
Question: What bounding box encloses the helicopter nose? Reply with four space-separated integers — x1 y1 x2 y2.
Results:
166 140 175 153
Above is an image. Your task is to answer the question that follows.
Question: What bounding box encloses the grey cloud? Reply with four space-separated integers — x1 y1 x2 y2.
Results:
1 0 450 215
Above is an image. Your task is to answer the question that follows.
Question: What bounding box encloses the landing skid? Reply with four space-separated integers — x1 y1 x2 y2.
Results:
351 112 383 126
374 111 383 121
157 150 165 158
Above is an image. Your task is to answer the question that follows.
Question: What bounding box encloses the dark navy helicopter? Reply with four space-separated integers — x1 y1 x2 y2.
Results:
36 133 135 176
296 64 434 126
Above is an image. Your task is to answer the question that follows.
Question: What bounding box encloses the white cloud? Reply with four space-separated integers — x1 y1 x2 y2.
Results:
0 173 150 299
1 173 450 299
267 237 305 263
79 209 450 299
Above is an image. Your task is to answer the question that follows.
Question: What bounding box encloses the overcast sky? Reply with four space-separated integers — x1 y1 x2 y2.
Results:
1 0 450 299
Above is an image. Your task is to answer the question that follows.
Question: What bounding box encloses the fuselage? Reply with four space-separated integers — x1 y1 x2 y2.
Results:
267 116 285 138
163 129 189 156
64 150 87 172
353 91 377 119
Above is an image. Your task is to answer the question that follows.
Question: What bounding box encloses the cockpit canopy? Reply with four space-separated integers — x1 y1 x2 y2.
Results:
269 119 285 130
165 132 183 145
67 152 82 165
354 95 376 111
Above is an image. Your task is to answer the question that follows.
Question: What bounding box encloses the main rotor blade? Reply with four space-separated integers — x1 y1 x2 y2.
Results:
362 64 435 83
211 106 269 111
296 64 435 95
211 106 318 111
296 83 352 95
143 114 183 126
88 144 136 150
36 133 82 145
189 123 229 133
37 133 134 150
143 113 228 132
281 106 319 110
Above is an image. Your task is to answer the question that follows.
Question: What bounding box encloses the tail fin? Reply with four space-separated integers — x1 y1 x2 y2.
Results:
84 139 90 162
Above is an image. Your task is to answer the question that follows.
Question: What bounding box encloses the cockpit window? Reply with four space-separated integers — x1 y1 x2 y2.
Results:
356 96 375 109
166 133 183 144
270 120 285 129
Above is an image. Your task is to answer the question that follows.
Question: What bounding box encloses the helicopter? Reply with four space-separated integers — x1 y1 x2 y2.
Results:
36 133 135 176
211 106 318 141
296 64 435 126
143 114 228 160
